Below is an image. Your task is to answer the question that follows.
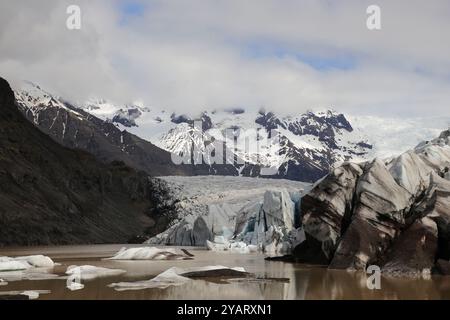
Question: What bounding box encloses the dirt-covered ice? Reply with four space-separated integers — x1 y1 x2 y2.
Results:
147 176 311 254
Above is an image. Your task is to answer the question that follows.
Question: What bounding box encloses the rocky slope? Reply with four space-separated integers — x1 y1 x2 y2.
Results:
295 129 450 277
0 77 173 246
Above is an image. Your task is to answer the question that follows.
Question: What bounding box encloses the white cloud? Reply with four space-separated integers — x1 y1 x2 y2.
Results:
0 0 449 117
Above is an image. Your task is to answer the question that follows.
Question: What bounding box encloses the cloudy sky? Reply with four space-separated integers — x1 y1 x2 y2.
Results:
0 0 449 117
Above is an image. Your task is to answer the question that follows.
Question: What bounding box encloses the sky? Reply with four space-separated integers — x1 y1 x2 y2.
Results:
0 0 449 117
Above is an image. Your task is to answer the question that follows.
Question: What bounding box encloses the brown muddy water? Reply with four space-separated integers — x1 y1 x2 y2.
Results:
1 244 450 300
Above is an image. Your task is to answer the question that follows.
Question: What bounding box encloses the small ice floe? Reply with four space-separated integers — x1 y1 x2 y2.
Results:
0 255 58 283
109 267 190 291
0 270 59 282
206 236 258 254
66 265 126 281
0 279 7 286
67 282 85 291
109 265 248 291
0 255 56 271
0 290 50 300
106 247 193 261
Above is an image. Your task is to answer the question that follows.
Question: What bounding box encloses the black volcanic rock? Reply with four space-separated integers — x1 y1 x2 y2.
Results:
170 112 213 131
112 108 142 127
0 77 172 246
170 113 192 125
200 112 213 131
255 111 286 131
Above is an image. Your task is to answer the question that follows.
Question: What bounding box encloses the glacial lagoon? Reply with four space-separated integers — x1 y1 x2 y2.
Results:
1 244 450 300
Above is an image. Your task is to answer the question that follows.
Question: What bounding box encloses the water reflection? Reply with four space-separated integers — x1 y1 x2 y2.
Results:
1 244 450 300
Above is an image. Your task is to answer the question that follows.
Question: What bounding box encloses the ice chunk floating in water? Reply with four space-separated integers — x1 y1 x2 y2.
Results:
206 237 258 254
0 255 55 271
66 265 126 280
109 267 190 291
109 266 248 291
66 282 85 291
106 247 193 260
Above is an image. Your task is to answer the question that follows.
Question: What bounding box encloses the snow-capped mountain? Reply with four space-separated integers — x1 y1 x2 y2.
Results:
13 80 450 182
79 100 377 181
13 81 195 177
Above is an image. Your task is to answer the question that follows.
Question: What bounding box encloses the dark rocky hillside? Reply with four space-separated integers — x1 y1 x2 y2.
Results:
0 77 173 246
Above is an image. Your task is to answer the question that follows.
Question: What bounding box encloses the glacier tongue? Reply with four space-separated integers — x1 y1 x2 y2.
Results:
146 176 309 248
146 176 309 256
231 189 305 256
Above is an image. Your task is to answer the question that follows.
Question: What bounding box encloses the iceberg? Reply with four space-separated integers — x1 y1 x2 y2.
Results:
66 265 126 280
109 267 190 291
0 269 60 282
109 265 248 291
0 255 58 282
0 255 55 271
206 238 258 254
14 255 55 268
207 189 305 257
67 282 85 291
0 260 30 272
106 247 193 260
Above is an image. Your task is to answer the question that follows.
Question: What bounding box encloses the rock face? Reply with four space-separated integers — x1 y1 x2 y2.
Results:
0 77 169 246
294 128 450 277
